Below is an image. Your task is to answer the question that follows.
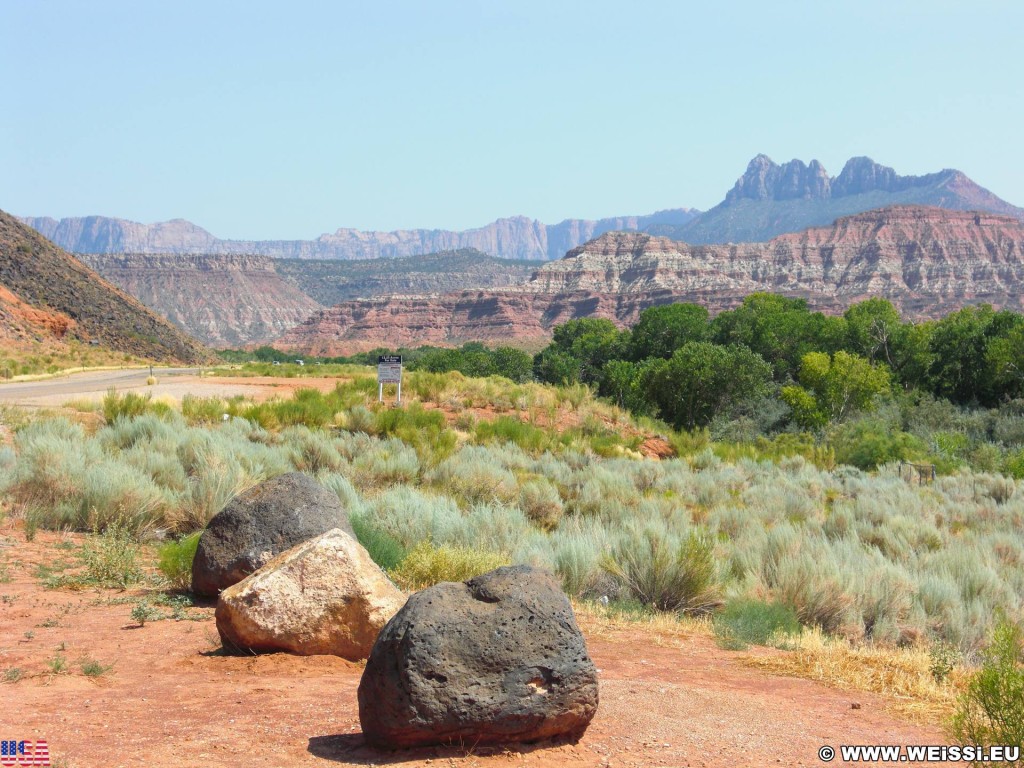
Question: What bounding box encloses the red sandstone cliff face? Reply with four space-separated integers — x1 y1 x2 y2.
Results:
275 206 1024 355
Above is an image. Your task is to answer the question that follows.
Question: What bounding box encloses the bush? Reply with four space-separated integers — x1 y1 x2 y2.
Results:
103 388 154 423
714 598 802 650
72 520 144 589
157 532 201 590
601 530 720 615
475 416 551 454
518 478 564 530
829 418 926 470
950 616 1024 753
181 395 227 425
389 540 508 590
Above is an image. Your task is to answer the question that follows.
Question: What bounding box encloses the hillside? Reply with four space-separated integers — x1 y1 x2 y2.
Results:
22 209 699 262
78 253 323 348
0 210 210 362
674 155 1024 243
275 206 1024 354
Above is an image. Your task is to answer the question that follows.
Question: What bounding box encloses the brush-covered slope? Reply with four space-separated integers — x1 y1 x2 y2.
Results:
674 155 1024 244
275 206 1024 354
79 253 324 348
0 210 210 362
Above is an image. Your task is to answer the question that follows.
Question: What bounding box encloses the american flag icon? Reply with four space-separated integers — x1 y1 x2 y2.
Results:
0 740 50 766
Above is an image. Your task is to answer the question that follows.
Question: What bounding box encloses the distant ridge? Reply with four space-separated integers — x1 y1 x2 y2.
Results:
21 210 699 262
0 209 210 362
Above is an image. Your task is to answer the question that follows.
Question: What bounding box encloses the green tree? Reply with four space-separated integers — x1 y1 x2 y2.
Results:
600 359 649 414
628 303 709 361
534 318 627 385
711 293 846 380
843 298 904 366
491 346 534 383
782 351 892 428
926 305 1019 405
985 321 1024 402
641 342 772 430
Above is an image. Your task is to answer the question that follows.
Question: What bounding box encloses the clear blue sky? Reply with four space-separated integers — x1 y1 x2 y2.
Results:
2 1 1022 239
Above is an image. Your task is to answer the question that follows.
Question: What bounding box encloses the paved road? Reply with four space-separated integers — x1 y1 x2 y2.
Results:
0 368 201 403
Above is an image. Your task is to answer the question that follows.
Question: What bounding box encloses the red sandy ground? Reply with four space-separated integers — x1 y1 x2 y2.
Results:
0 523 944 768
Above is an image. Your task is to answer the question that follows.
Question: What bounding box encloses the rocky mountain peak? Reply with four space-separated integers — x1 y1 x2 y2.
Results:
725 155 831 203
831 157 900 197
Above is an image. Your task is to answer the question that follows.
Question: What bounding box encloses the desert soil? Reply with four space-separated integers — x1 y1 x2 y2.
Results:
0 523 947 768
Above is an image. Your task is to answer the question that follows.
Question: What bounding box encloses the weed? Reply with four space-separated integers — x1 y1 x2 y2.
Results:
77 521 143 588
130 600 160 627
80 658 113 677
46 652 67 675
2 667 24 683
157 532 201 590
929 641 960 684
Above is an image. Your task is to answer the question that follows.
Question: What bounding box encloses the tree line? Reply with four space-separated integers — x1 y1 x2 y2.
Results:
533 294 1024 431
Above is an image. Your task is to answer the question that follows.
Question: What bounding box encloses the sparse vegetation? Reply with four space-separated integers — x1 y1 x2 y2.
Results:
80 658 113 677
46 652 68 675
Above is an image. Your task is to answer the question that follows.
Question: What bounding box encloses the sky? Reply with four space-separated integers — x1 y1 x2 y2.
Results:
2 1 1022 239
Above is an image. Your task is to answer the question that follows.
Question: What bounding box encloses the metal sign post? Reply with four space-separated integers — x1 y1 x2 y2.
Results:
377 354 403 404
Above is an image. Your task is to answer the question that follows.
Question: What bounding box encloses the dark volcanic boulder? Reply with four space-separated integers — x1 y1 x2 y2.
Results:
191 472 354 597
357 565 598 749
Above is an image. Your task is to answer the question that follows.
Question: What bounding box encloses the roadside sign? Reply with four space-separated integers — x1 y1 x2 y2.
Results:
377 355 403 402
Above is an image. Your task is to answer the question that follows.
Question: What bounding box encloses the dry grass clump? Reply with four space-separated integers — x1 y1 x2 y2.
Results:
742 627 967 723
572 599 712 648
389 540 509 590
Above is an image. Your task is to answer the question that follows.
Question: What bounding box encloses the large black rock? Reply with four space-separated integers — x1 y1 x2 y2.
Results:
358 565 598 749
191 472 353 597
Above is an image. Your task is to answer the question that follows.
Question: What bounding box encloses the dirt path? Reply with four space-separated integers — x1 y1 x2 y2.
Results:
0 526 944 768
0 369 347 408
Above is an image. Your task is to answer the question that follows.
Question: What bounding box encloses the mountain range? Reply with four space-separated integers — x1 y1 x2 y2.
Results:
274 206 1024 355
21 156 1024 261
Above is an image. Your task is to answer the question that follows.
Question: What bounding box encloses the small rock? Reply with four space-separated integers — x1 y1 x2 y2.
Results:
358 565 598 748
192 472 354 596
216 528 405 659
